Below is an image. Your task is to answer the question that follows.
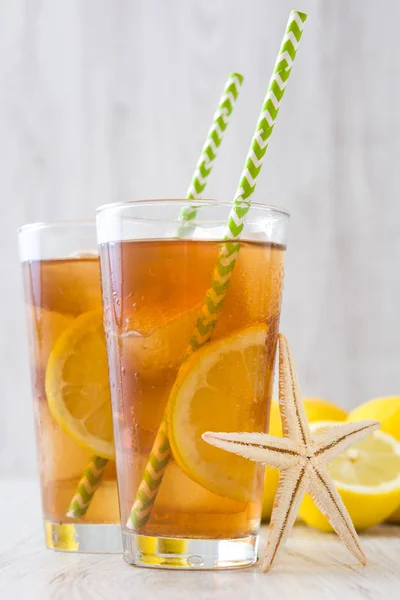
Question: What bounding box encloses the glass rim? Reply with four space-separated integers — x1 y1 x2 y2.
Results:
17 220 95 235
96 198 290 218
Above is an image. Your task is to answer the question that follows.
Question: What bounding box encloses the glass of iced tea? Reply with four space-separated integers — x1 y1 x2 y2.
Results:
97 199 288 568
19 222 120 552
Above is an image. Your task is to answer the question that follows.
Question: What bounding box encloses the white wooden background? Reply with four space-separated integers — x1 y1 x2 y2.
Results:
1 0 400 478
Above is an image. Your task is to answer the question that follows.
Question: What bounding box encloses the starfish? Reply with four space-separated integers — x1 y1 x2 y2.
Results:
203 334 380 572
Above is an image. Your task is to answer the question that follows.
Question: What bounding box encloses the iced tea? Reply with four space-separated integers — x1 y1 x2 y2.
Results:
20 223 120 552
100 230 286 565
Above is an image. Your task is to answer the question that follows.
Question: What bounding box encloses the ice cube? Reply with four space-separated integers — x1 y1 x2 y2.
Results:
213 241 285 339
120 304 200 381
31 259 103 316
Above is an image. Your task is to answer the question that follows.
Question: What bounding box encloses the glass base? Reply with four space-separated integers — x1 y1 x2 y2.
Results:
44 520 122 553
122 532 258 570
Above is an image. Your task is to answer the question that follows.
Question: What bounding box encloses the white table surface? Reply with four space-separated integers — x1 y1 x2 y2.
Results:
1 479 399 600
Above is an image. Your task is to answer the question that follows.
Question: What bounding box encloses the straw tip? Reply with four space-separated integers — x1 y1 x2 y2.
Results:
230 72 244 84
291 9 308 22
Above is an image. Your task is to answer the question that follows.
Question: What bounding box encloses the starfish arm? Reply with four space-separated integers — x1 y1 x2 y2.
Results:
262 463 309 572
313 420 380 463
278 334 312 447
308 464 367 566
202 431 299 470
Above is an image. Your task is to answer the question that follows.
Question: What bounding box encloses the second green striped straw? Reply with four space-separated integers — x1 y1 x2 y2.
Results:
66 71 244 520
178 72 244 236
127 8 308 530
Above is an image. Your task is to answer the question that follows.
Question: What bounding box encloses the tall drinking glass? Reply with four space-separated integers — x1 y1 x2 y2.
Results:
97 200 289 568
19 222 120 552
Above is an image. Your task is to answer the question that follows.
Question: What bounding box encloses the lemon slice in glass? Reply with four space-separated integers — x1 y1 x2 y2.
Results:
45 309 114 459
168 323 270 502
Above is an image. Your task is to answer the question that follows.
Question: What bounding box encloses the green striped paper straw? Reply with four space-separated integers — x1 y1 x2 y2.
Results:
178 72 244 236
66 456 108 518
66 72 244 520
127 9 308 530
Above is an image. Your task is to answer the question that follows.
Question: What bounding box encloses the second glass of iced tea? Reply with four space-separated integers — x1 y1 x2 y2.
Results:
97 200 289 568
19 222 120 552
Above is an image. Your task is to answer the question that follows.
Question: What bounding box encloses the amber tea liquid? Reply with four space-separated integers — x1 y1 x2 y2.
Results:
100 239 285 545
22 255 119 550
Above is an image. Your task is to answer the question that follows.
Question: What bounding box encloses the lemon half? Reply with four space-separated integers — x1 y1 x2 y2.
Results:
299 420 400 531
349 396 400 522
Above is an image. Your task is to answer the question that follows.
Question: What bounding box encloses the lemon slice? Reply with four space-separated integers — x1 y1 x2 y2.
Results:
168 323 270 502
299 420 400 531
45 310 114 459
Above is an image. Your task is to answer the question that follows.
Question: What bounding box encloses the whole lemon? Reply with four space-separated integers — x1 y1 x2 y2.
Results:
261 397 347 520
